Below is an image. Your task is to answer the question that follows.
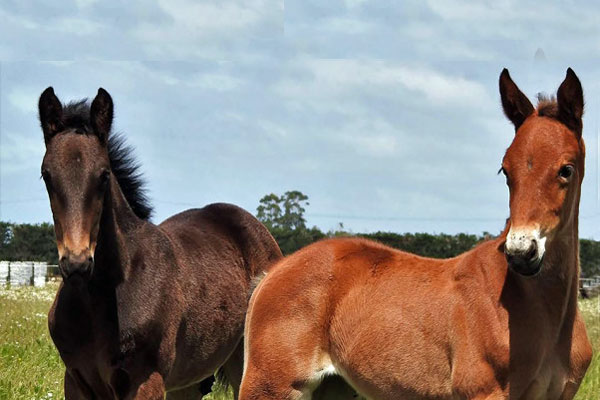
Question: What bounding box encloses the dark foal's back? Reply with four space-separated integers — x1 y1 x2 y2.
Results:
40 88 282 399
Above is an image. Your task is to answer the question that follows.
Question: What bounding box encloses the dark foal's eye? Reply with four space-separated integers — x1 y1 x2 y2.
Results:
558 165 574 180
99 169 110 190
41 168 51 185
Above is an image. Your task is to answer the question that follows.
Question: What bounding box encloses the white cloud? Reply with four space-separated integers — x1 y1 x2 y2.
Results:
0 131 45 174
188 72 244 91
276 58 492 109
74 0 100 8
322 16 373 34
132 0 282 58
344 0 369 9
50 17 104 35
7 88 39 115
339 118 400 157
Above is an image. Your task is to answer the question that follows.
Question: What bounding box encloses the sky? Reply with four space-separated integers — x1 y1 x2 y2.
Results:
1 0 600 238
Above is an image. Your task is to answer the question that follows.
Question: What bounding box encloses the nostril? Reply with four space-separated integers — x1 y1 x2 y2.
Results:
525 241 538 260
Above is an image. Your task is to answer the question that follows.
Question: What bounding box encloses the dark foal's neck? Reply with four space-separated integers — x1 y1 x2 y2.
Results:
93 175 147 287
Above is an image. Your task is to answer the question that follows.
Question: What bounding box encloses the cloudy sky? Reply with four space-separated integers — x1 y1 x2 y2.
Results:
2 0 600 238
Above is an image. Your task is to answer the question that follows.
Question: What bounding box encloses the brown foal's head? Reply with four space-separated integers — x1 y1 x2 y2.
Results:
499 68 585 276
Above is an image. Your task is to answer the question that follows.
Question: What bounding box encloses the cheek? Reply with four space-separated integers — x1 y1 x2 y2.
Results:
47 196 64 240
541 187 568 230
86 196 105 244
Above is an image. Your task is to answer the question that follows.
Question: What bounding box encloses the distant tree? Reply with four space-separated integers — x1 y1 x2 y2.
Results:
580 239 600 277
0 222 57 263
360 231 483 259
0 221 13 260
256 193 282 230
257 191 309 231
257 191 324 254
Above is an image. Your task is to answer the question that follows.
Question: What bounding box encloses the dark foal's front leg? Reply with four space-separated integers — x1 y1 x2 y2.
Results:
64 370 93 400
221 341 245 399
64 370 94 400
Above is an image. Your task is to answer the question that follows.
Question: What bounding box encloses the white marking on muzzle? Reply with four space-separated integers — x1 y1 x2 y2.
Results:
506 227 546 259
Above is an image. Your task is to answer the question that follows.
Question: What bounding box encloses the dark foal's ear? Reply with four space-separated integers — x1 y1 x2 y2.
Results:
90 88 113 144
39 87 64 144
557 68 584 138
499 69 534 132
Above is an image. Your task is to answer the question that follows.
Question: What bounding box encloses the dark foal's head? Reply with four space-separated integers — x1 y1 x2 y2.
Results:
499 68 585 277
39 88 114 280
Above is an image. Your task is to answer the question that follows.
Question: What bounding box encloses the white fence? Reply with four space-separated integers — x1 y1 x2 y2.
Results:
0 261 58 287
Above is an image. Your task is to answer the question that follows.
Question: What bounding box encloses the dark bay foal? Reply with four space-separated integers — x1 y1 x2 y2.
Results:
39 87 282 399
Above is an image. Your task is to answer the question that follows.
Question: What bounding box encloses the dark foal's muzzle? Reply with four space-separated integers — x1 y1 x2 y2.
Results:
59 252 94 280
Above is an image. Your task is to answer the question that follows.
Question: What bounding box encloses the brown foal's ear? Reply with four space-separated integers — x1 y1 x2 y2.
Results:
90 88 113 144
557 68 584 139
39 87 64 145
499 69 534 132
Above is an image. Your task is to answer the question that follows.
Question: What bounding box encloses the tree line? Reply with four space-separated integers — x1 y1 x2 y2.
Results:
256 191 600 278
0 221 58 264
2 191 599 277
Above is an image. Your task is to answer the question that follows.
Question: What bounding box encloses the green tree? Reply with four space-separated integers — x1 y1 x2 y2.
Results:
0 222 57 264
256 191 324 254
580 239 600 277
360 231 483 259
256 193 282 230
0 221 13 260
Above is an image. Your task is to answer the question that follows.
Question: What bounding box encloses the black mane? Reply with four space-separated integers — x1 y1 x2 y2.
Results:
62 100 153 220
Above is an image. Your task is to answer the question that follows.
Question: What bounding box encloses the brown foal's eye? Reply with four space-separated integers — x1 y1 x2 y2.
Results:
498 167 510 186
558 165 574 180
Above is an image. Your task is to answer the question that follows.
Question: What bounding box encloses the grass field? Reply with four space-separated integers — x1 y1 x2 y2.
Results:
0 283 598 399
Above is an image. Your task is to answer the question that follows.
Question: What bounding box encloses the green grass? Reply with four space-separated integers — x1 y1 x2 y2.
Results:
0 284 598 399
0 283 62 400
578 297 600 399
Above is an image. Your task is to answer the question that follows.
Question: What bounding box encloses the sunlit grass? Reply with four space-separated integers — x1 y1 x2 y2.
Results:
0 284 598 399
0 282 62 400
577 297 600 399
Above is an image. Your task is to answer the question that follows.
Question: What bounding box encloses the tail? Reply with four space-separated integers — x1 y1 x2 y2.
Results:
247 271 268 302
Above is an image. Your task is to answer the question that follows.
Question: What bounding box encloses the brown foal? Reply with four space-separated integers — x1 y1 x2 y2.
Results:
239 69 593 399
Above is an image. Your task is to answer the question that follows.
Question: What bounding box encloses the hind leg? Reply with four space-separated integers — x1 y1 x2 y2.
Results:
239 329 326 400
239 365 306 400
165 376 216 400
313 375 362 400
221 341 245 399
